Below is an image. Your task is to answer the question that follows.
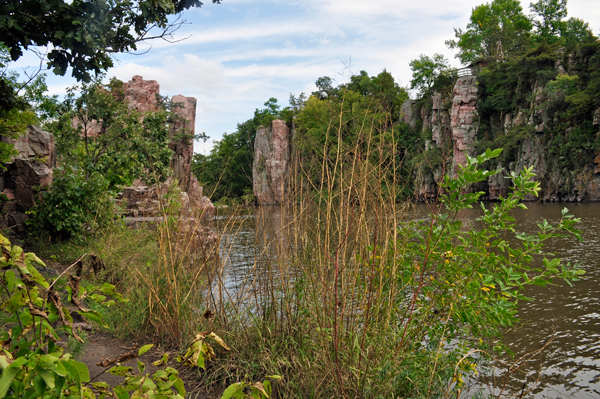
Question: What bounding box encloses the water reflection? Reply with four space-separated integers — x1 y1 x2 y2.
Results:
213 202 600 398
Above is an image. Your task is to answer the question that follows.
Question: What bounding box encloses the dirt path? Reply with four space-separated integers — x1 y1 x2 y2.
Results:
76 332 218 398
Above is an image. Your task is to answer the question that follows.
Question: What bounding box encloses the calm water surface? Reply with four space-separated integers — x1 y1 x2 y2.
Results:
213 202 600 398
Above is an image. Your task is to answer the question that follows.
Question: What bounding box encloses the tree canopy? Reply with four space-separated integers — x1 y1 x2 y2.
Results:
447 0 596 64
409 54 454 96
446 0 533 64
530 0 595 46
0 0 220 82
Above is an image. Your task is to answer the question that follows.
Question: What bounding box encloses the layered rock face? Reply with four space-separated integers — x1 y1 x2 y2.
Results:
450 76 479 175
429 93 448 147
253 120 290 205
407 68 600 201
405 78 478 199
121 76 208 207
1 125 56 231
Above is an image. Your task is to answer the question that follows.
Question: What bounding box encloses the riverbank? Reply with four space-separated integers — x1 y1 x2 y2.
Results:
20 151 589 398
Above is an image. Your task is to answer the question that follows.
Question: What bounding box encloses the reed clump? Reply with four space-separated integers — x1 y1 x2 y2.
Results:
189 90 583 398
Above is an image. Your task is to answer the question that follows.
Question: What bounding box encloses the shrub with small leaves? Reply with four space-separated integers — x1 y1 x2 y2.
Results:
27 165 116 241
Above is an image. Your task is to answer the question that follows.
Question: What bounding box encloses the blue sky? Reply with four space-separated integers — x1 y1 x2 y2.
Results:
9 0 600 153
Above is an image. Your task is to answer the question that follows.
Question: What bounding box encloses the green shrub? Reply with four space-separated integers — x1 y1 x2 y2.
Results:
27 166 116 241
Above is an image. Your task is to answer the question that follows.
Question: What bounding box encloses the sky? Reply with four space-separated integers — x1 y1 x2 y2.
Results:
9 0 600 154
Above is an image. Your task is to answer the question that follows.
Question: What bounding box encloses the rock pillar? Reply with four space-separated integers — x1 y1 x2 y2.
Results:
451 75 479 175
253 120 290 205
1 125 56 231
169 95 197 192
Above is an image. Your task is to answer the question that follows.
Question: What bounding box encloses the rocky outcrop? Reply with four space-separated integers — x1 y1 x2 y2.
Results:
400 100 419 130
72 75 215 215
0 125 56 232
451 76 479 175
117 178 215 219
122 77 198 193
169 95 196 192
123 75 160 113
122 77 206 208
253 120 290 205
430 93 449 147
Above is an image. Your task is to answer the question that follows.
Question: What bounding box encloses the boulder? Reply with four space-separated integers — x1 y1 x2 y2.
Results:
2 125 56 212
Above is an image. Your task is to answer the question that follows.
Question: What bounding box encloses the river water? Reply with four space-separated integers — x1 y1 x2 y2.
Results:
213 202 600 398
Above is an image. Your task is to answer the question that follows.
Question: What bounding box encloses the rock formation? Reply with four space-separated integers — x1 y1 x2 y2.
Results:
71 75 214 215
121 76 211 209
400 100 419 130
450 76 479 175
253 119 290 205
406 65 600 202
117 177 215 219
169 95 197 192
0 125 56 232
123 75 160 113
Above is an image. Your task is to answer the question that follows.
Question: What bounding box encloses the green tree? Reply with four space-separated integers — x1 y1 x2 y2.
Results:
530 0 568 41
0 0 221 82
409 54 453 96
446 0 533 64
561 17 595 47
294 71 413 200
50 77 174 188
0 44 47 166
29 77 179 240
347 69 407 114
312 76 336 100
530 0 595 47
0 0 221 164
192 99 282 200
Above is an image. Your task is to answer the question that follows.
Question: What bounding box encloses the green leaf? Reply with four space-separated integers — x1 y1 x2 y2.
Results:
221 382 245 399
54 375 66 395
153 353 168 366
77 310 106 326
0 357 27 397
173 376 185 395
32 375 46 396
71 360 90 382
113 385 130 399
137 360 145 375
109 365 133 377
138 344 153 357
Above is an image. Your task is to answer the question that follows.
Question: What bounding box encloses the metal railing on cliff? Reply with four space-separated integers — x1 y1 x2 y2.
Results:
456 66 473 77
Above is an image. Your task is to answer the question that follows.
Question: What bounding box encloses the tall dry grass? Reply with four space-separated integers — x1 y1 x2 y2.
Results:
33 85 579 399
189 95 460 398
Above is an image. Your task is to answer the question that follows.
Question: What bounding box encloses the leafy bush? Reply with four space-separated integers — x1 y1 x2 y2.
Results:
27 166 116 241
0 233 232 398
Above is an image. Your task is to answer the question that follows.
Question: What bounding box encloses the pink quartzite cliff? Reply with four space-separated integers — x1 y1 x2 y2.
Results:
252 119 290 205
120 76 213 215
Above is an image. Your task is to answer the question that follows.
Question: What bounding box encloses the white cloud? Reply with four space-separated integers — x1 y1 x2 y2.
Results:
109 54 225 97
8 0 600 155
